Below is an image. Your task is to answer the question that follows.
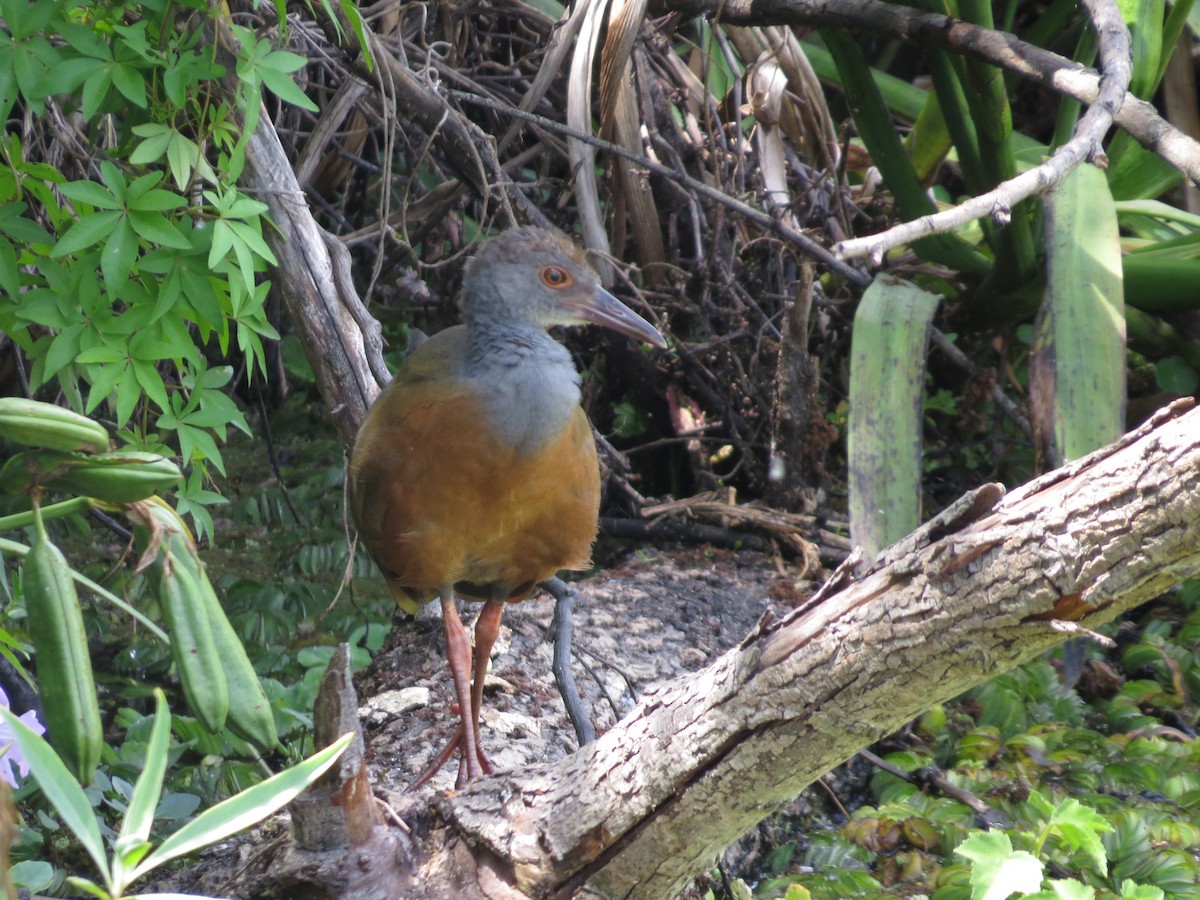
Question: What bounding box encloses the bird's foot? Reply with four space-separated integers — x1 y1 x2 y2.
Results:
408 723 494 791
456 736 494 788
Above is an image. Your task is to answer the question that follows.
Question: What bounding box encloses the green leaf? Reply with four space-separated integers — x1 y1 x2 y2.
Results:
76 343 128 365
84 361 127 413
848 275 941 557
129 188 186 213
1107 134 1182 200
1155 356 1199 394
63 876 110 900
131 359 170 411
111 691 170 894
122 170 161 203
112 21 153 60
0 710 112 893
259 65 318 112
0 199 55 244
199 364 235 389
176 422 225 473
1123 256 1200 311
1048 797 1112 876
129 733 352 881
49 54 105 90
259 49 307 74
1119 879 1166 900
237 322 269 379
80 67 113 120
187 391 242 428
1032 164 1125 466
58 17 108 54
96 160 126 201
154 303 191 347
100 217 138 297
12 38 59 115
1048 879 1096 900
228 231 258 293
9 859 54 893
1119 0 1165 99
227 219 277 265
167 131 215 189
129 123 174 165
58 180 120 210
817 28 990 274
52 209 121 256
109 62 147 106
42 322 85 379
115 361 140 427
5 0 63 41
10 291 64 327
956 831 1043 900
1027 789 1055 819
128 210 190 249
207 218 233 269
340 0 374 70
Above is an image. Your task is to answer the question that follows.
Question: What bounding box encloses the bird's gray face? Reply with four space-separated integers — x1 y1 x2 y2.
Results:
463 229 666 349
546 271 666 349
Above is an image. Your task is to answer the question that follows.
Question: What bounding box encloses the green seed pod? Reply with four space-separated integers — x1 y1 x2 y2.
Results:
195 566 278 751
0 399 109 453
23 527 103 783
157 545 229 734
0 451 74 494
46 451 182 504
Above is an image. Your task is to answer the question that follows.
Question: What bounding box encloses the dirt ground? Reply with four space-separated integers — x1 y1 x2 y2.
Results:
363 547 787 798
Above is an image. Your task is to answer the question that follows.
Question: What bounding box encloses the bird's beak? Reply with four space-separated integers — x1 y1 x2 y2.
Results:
571 286 667 349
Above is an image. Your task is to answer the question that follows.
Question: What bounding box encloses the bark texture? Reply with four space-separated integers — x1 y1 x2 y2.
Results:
211 16 387 448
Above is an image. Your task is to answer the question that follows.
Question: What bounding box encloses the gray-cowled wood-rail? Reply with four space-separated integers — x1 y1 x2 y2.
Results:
349 227 665 787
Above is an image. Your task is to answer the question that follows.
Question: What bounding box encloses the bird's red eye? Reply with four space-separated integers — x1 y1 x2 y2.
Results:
541 265 571 288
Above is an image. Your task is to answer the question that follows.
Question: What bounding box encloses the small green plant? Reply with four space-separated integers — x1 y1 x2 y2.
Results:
0 0 330 539
947 791 1164 900
0 399 280 758
2 690 349 900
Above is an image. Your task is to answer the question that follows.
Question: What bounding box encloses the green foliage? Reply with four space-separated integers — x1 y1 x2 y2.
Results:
0 388 377 892
955 831 1043 898
758 583 1200 899
2 690 350 900
0 0 317 539
809 0 1195 528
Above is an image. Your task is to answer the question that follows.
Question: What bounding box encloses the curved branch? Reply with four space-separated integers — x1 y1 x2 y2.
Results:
835 0 1132 260
449 90 872 286
660 0 1200 186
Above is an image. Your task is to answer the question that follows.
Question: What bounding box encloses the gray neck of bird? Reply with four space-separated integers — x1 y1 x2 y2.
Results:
463 312 583 455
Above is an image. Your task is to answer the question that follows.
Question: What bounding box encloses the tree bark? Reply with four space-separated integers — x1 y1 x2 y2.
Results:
416 401 1200 898
211 12 388 449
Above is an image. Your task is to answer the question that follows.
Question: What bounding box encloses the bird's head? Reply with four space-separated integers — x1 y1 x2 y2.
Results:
461 227 666 349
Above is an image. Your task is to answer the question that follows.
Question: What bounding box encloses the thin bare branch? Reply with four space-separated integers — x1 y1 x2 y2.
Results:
448 89 872 285
834 0 1132 260
660 0 1200 186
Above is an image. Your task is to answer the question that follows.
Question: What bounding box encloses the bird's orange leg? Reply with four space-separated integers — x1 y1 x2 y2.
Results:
455 596 504 783
410 589 482 790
